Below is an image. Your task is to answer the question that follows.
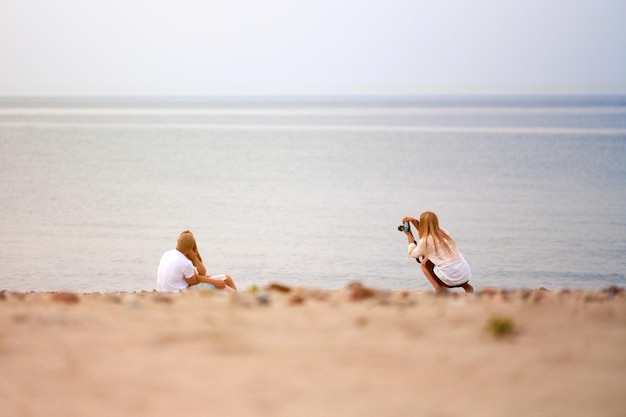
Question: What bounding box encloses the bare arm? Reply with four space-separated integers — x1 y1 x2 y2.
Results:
403 216 420 231
185 274 199 286
405 229 416 245
197 274 226 289
402 217 424 261
402 217 417 245
186 250 207 276
184 272 225 289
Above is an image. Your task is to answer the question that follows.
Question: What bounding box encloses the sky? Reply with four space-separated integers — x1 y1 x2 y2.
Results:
1 0 625 96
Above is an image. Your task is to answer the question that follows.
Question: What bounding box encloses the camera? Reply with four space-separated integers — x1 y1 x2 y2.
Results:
397 221 410 232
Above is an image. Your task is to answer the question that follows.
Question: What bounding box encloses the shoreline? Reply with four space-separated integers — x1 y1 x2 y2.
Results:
1 283 624 417
1 282 623 295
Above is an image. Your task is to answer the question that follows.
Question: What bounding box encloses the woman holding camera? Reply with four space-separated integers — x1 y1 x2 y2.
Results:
403 211 473 293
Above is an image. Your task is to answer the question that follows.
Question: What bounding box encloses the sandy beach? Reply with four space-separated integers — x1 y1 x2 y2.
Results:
0 284 624 417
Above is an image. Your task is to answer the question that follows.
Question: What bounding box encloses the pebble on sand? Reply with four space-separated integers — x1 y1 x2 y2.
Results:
51 292 80 304
266 283 292 293
347 282 377 301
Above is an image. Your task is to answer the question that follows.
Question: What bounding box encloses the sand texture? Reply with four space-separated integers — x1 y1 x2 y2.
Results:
0 285 624 417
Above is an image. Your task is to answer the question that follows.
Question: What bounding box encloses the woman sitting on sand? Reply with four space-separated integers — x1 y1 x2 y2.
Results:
179 230 237 291
156 230 237 292
403 212 473 293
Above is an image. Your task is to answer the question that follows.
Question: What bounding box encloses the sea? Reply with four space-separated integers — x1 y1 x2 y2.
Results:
0 95 625 293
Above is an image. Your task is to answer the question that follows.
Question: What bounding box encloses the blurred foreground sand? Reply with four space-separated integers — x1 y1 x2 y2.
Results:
0 285 624 417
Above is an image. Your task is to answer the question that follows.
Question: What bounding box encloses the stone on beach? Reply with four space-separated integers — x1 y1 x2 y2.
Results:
346 282 377 301
152 293 174 304
288 294 306 305
51 292 80 304
266 283 292 293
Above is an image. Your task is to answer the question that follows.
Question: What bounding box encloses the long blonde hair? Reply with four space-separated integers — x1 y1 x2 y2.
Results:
417 211 458 257
179 230 202 262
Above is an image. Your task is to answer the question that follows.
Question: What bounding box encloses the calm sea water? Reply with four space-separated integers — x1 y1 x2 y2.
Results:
1 96 625 292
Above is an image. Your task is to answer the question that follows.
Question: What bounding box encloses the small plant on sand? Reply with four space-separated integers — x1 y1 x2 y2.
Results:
485 316 516 339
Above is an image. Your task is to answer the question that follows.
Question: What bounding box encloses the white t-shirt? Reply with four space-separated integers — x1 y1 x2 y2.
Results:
156 249 195 292
408 231 471 286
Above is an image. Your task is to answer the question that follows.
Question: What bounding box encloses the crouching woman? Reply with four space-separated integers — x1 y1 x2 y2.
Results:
403 211 473 293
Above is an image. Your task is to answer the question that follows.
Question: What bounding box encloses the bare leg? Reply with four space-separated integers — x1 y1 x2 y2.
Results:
461 282 474 293
421 260 445 292
224 275 238 291
421 260 472 293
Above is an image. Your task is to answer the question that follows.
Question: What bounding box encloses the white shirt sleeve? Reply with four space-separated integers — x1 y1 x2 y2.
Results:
183 262 196 279
408 240 424 259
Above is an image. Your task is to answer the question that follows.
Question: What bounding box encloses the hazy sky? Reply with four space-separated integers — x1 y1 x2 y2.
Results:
1 0 625 96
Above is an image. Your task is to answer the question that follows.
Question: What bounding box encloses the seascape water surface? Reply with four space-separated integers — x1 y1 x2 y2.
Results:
0 96 624 292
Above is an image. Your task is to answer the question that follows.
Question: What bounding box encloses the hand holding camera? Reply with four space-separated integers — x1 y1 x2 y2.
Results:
397 217 418 233
398 217 422 263
397 221 411 233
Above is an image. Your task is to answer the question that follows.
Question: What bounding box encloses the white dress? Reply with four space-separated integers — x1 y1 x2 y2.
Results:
408 232 471 286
